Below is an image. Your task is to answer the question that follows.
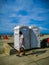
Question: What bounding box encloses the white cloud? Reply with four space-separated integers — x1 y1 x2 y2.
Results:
1 0 48 22
0 21 16 32
27 7 49 21
39 27 49 30
9 13 17 17
18 16 30 25
1 0 49 32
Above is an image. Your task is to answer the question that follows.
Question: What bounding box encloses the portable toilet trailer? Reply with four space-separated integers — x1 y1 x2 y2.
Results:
14 26 30 50
29 26 40 48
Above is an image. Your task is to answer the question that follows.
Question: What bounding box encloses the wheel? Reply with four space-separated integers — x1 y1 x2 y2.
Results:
40 39 47 48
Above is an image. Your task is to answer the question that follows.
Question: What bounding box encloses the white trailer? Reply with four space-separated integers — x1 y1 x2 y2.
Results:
14 26 40 51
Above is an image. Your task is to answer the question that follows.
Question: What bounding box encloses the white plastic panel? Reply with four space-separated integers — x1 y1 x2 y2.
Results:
14 28 19 50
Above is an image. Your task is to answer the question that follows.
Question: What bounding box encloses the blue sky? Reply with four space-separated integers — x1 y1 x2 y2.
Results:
0 0 49 34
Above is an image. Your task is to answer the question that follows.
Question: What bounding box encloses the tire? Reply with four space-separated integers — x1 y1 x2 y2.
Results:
40 39 47 48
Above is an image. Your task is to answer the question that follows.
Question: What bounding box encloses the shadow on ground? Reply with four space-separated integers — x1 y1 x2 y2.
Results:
8 43 47 56
10 48 47 56
26 50 47 56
